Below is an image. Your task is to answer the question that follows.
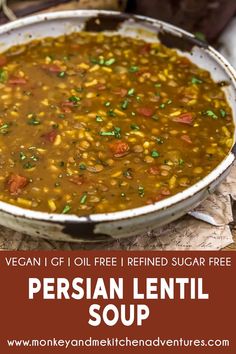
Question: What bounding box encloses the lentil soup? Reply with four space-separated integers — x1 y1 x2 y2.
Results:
0 32 234 215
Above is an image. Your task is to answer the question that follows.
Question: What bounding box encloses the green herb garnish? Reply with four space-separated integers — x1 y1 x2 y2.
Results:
105 58 116 66
79 163 87 170
129 66 139 73
100 127 121 139
80 192 88 204
191 76 203 85
58 114 65 119
31 155 38 162
151 150 160 158
159 103 165 109
154 83 162 88
204 110 218 119
138 186 145 197
156 137 164 144
123 168 133 179
0 123 9 135
220 109 226 118
27 116 41 125
0 69 8 83
23 162 35 169
57 71 66 78
114 127 121 139
104 101 111 107
121 99 129 110
179 159 185 165
62 205 71 214
128 88 135 96
107 109 116 117
130 123 140 130
19 152 27 161
68 95 80 103
96 115 103 122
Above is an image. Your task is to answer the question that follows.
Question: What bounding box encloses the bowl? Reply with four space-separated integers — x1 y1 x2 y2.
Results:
0 10 235 242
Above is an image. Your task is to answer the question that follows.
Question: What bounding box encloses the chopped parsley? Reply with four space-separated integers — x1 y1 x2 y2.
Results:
156 137 164 144
58 113 65 119
129 66 139 73
23 162 35 169
104 101 111 107
100 127 121 139
151 150 160 158
19 152 27 161
121 99 129 110
107 109 116 117
31 155 38 162
80 192 87 204
96 115 103 122
91 57 116 66
138 186 145 197
220 109 226 118
191 76 203 84
0 123 10 135
62 205 71 214
57 71 66 78
0 69 8 83
154 83 162 88
128 88 135 96
178 159 185 165
203 110 218 119
159 103 165 109
130 123 140 130
68 95 80 103
123 168 133 179
79 163 87 170
27 116 41 125
104 58 116 66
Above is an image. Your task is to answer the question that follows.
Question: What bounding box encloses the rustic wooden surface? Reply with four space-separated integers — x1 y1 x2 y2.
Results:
0 0 235 250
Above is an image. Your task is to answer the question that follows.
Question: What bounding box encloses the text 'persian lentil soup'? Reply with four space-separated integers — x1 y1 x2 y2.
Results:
0 33 234 215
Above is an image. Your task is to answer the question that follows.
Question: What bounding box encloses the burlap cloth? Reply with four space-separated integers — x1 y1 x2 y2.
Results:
0 1 236 251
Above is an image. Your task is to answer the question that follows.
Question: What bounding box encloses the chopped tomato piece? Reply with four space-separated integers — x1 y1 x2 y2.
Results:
7 174 29 196
41 130 57 143
110 141 130 158
69 175 85 185
42 64 62 73
137 107 155 117
113 87 128 97
181 134 192 144
161 187 171 196
61 101 75 113
178 57 190 67
139 43 151 54
148 166 160 175
9 77 27 85
173 112 193 125
0 55 7 67
97 84 107 91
